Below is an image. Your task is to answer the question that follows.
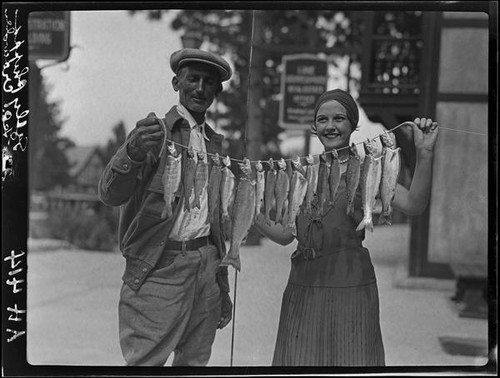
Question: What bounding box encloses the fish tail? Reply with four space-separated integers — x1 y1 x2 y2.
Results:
366 219 374 232
220 251 241 271
161 204 172 219
193 196 201 209
356 217 373 232
329 196 337 207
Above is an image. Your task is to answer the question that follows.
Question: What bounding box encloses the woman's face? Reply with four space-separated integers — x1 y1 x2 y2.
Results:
314 100 353 151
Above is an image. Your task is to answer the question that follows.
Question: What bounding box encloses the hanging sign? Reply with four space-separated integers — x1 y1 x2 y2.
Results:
279 54 328 130
28 11 71 61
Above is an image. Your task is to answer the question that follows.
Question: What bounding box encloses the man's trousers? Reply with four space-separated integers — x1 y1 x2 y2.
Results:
118 244 222 366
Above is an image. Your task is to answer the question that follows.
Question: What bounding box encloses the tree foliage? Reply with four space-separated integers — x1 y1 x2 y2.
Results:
29 64 75 192
100 120 127 164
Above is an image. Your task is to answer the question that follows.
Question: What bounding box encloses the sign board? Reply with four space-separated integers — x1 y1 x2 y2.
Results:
28 11 70 61
279 54 328 130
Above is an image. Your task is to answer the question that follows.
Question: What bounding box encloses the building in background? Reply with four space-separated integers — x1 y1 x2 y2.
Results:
359 10 489 318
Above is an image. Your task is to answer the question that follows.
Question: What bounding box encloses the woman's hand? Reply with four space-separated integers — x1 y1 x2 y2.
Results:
409 117 439 154
393 118 438 215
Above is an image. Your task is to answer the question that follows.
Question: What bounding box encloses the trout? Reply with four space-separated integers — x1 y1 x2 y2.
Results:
346 143 361 215
356 139 383 232
291 156 307 177
316 152 331 215
161 142 182 218
254 160 265 218
208 153 223 223
183 146 197 212
193 151 208 209
220 155 236 239
220 158 256 272
378 132 401 225
304 154 319 215
274 158 290 224
285 163 309 234
329 149 342 206
264 158 277 224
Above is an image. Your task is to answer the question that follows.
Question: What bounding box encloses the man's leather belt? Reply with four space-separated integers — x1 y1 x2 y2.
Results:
164 235 213 251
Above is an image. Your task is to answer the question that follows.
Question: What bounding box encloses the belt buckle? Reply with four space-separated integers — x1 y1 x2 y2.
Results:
181 241 187 254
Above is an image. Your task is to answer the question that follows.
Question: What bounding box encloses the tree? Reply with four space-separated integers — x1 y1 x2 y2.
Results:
130 9 364 162
100 121 127 163
29 63 75 192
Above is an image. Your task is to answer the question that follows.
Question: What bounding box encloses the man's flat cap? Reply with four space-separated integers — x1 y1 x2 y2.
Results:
170 48 232 82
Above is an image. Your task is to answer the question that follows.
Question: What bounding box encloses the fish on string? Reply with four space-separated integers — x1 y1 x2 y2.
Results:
220 155 237 240
254 160 265 218
275 158 290 225
378 131 401 225
208 153 223 223
161 142 182 218
346 143 361 216
193 151 208 209
156 120 454 231
220 158 256 272
328 149 342 207
303 154 319 215
264 158 277 225
356 139 383 232
291 156 306 176
183 146 197 212
284 157 309 234
316 151 330 215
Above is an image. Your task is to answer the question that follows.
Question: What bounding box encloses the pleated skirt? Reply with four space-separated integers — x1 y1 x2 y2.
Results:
272 281 385 366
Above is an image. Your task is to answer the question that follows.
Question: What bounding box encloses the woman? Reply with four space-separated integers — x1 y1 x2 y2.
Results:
253 89 439 366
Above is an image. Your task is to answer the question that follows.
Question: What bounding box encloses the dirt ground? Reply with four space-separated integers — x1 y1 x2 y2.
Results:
25 224 492 371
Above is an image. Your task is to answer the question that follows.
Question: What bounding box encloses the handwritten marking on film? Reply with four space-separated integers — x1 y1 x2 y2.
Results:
4 250 26 342
3 8 29 153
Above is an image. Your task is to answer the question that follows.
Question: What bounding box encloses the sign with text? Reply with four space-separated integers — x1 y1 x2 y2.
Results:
279 54 328 130
28 11 70 61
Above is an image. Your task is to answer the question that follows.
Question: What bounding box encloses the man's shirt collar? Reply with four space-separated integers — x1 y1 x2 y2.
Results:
176 102 209 141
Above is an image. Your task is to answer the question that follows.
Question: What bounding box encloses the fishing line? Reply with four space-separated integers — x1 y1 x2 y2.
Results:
437 126 487 137
229 9 257 368
159 120 487 168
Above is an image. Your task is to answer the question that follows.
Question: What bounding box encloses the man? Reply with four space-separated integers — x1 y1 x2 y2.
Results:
98 48 233 366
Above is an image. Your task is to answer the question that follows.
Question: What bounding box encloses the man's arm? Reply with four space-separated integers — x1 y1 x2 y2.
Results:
98 112 165 206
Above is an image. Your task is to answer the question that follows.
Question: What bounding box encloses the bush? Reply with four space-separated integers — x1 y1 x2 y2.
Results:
46 204 119 252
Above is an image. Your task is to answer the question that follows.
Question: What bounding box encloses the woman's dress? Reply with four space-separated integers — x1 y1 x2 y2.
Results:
272 171 385 366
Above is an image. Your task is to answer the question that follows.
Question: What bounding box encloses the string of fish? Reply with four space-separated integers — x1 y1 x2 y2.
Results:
157 120 485 168
158 122 408 272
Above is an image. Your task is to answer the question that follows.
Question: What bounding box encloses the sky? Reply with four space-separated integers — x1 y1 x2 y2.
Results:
41 10 184 147
39 9 385 156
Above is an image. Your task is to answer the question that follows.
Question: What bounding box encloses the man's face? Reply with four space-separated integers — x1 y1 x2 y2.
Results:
173 62 221 115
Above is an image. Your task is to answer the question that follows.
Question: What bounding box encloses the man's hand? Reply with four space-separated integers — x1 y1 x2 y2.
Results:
217 291 232 329
127 112 165 161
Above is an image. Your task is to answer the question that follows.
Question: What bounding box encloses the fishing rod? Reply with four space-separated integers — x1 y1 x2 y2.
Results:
229 8 257 368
